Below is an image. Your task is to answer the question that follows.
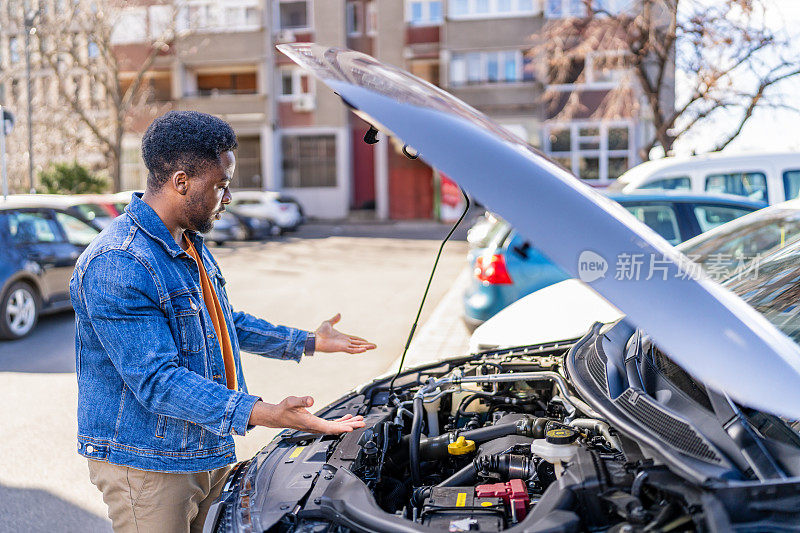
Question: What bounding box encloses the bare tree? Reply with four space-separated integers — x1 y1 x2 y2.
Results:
532 0 800 160
27 0 178 191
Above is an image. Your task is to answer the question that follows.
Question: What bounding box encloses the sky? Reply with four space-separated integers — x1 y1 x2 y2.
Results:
671 0 800 156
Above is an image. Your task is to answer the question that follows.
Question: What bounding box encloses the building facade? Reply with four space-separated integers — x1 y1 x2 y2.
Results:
0 0 671 218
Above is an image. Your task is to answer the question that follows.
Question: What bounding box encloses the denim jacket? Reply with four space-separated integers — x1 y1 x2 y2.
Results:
70 193 308 473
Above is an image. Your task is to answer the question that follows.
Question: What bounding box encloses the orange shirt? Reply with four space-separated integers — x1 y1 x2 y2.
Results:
184 237 237 390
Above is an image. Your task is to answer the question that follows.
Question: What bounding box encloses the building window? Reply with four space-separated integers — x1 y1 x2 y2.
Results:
407 0 443 25
591 0 634 15
410 59 440 85
366 1 378 35
9 37 20 64
195 71 257 96
177 1 261 32
279 67 312 100
281 134 338 188
11 79 20 102
544 121 634 183
449 50 532 86
346 1 362 36
545 0 584 18
110 8 147 44
447 0 537 19
183 2 212 28
87 41 99 59
149 5 174 37
278 0 310 30
224 2 261 28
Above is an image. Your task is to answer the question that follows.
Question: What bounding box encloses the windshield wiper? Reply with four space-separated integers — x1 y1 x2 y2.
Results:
707 389 787 480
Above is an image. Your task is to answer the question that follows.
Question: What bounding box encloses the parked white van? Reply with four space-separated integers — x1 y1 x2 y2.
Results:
609 151 800 205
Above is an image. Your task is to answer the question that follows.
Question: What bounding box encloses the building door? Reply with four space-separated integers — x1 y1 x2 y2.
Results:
234 136 262 189
351 116 376 210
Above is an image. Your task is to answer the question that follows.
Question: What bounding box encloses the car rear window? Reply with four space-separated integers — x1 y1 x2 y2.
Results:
639 176 691 191
74 203 110 221
693 204 755 233
783 169 800 200
624 204 681 245
705 171 767 202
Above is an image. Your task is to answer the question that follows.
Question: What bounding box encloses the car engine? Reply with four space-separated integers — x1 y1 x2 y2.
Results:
214 341 712 532
340 349 688 531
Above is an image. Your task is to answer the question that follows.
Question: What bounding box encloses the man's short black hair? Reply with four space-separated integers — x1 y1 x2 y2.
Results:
142 111 238 190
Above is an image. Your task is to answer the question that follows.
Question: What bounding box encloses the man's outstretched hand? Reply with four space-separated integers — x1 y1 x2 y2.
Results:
249 396 365 434
315 313 377 354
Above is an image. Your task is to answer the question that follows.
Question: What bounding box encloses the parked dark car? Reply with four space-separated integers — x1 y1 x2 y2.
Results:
0 197 101 339
204 44 800 533
204 211 248 245
229 210 282 240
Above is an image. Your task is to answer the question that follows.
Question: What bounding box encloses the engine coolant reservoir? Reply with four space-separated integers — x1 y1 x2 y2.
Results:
531 427 579 478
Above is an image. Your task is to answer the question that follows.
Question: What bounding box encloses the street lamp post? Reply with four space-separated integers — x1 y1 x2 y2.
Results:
23 7 38 194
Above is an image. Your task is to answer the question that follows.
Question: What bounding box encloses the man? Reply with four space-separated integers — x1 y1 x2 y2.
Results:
70 111 376 533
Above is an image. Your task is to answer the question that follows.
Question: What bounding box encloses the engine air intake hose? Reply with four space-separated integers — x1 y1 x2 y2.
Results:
419 416 548 460
437 453 534 487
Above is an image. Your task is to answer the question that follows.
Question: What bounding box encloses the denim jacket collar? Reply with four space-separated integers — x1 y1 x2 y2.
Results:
125 192 205 258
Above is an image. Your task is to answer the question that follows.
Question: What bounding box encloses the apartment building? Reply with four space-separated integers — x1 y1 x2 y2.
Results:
0 0 669 218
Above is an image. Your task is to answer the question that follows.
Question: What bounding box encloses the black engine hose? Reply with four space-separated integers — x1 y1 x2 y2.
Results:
437 462 479 487
410 396 424 485
417 416 549 461
457 392 496 418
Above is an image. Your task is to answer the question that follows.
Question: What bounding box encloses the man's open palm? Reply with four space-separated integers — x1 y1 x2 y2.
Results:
277 396 365 434
315 313 377 354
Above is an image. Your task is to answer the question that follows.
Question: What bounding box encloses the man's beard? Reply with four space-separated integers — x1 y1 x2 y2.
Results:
186 193 217 234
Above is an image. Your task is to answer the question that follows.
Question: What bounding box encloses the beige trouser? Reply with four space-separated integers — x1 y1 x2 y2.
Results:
88 459 233 533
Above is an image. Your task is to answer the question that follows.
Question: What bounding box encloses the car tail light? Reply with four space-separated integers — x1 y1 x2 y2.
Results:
279 204 290 211
474 254 513 285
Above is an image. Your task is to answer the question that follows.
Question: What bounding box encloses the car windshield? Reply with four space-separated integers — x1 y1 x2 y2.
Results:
643 242 800 433
678 207 800 279
724 243 800 346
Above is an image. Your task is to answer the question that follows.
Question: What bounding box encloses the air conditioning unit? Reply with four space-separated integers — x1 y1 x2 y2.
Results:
275 29 295 43
292 94 315 112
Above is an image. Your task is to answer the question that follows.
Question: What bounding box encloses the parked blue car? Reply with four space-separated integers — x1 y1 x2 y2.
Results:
463 192 765 328
0 197 102 339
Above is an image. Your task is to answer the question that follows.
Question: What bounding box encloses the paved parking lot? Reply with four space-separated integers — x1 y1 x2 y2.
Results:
0 221 472 532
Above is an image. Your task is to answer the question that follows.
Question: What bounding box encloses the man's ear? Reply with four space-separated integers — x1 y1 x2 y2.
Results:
172 171 189 195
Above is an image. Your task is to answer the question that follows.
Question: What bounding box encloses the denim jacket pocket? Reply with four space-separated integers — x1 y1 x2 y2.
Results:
212 271 229 301
173 295 204 354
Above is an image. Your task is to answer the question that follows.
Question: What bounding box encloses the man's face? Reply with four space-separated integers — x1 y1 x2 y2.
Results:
185 150 235 234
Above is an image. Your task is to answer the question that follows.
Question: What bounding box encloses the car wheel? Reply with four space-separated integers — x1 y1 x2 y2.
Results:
0 282 41 340
269 223 283 237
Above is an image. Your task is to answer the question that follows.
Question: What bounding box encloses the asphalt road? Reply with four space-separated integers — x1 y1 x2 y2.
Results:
0 220 471 532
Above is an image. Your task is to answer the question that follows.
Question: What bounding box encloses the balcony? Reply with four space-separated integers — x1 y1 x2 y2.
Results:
448 82 540 114
175 30 266 65
178 92 267 120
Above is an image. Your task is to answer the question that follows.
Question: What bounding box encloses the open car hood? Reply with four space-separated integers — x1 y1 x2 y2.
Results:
279 43 800 419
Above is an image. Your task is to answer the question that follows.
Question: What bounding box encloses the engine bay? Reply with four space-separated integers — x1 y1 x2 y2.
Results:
217 341 713 532
340 347 696 532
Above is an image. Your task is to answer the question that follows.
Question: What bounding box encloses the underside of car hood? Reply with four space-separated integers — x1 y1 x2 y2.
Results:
278 43 800 419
